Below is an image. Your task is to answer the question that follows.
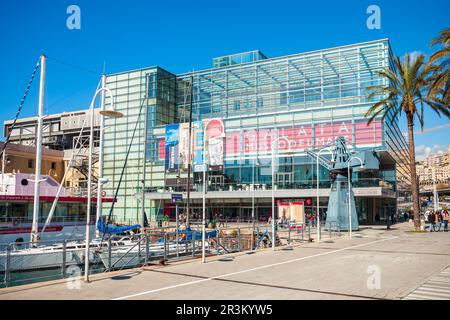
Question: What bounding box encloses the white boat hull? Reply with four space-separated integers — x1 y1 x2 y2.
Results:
0 247 100 272
0 223 94 247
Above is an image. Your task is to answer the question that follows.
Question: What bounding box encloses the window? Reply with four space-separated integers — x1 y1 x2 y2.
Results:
51 162 56 170
28 159 34 169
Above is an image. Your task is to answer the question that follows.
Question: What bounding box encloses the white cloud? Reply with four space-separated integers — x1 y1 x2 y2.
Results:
408 50 425 62
415 144 447 161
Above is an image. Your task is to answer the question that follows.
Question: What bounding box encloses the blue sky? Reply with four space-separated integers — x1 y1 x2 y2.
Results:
0 0 449 159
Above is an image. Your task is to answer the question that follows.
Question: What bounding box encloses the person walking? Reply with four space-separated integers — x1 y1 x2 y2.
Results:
437 210 443 231
429 210 436 232
309 214 315 227
442 209 449 232
386 213 391 230
218 213 224 228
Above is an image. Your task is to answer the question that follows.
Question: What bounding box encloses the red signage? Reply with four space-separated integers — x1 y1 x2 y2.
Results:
227 119 382 156
0 226 64 235
0 195 116 203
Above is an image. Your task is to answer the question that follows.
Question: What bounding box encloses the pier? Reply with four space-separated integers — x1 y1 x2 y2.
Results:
1 223 449 300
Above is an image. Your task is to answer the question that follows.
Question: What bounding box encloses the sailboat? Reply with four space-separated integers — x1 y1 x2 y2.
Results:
0 57 126 273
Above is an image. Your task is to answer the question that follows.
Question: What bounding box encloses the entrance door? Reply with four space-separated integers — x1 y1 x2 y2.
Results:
241 207 256 222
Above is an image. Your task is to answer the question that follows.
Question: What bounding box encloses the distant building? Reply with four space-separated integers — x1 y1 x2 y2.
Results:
3 109 100 150
2 109 101 194
0 142 64 183
417 146 450 190
102 39 410 225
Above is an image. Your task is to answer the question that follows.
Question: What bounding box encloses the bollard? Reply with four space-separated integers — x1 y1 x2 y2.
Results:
192 231 195 257
288 222 291 245
237 227 241 252
308 223 311 240
164 233 168 262
145 234 149 265
301 223 304 242
216 228 220 255
5 244 11 288
176 204 179 258
62 240 67 278
138 236 141 262
108 237 112 271
256 226 260 251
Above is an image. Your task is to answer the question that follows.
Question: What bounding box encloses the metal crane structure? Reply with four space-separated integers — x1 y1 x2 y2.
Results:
307 136 380 232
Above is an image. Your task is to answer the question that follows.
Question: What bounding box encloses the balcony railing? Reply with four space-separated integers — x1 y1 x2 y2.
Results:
149 178 396 193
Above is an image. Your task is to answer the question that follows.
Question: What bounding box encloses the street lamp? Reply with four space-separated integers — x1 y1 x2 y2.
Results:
85 79 122 283
96 75 124 238
316 147 335 243
271 136 291 252
347 156 363 238
250 157 260 252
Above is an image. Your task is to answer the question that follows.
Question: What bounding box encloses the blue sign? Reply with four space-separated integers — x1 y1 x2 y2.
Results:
165 124 180 172
171 193 183 204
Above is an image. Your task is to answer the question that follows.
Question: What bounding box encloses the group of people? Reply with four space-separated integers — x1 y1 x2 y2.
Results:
427 209 449 232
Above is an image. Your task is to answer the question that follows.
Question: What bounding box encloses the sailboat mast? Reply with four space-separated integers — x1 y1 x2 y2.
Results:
31 54 46 244
185 76 194 228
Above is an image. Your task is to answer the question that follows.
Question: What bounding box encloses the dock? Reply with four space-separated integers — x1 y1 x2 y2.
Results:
0 223 449 300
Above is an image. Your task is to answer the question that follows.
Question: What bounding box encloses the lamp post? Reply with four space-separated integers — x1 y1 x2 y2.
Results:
316 147 334 243
84 82 122 283
202 136 207 263
347 156 363 238
95 75 107 239
432 166 439 212
251 158 259 252
271 136 291 251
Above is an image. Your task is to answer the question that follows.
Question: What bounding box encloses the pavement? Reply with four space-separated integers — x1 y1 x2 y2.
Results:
0 222 449 300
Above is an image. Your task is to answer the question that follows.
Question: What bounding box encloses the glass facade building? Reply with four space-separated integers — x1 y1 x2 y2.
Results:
102 39 410 226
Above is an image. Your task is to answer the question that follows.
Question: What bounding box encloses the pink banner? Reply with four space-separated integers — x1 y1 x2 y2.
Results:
159 119 383 160
226 119 382 156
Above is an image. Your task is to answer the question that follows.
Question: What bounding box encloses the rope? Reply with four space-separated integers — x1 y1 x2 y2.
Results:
41 79 102 236
101 89 147 243
46 55 101 76
0 58 41 159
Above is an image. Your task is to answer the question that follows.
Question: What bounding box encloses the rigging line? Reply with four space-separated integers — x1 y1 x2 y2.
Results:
41 79 103 235
101 90 147 243
46 55 102 76
46 88 85 110
0 58 41 159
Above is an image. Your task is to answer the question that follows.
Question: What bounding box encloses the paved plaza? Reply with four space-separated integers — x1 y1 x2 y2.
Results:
0 222 449 300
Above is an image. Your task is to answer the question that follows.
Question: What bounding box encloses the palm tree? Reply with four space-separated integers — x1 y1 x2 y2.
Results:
428 28 450 107
365 53 450 230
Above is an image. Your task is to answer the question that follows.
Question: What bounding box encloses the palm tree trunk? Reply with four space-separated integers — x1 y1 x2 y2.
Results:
406 114 421 230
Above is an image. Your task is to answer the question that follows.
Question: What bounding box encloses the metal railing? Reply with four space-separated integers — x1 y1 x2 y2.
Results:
0 220 344 288
1 238 103 288
150 178 396 193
